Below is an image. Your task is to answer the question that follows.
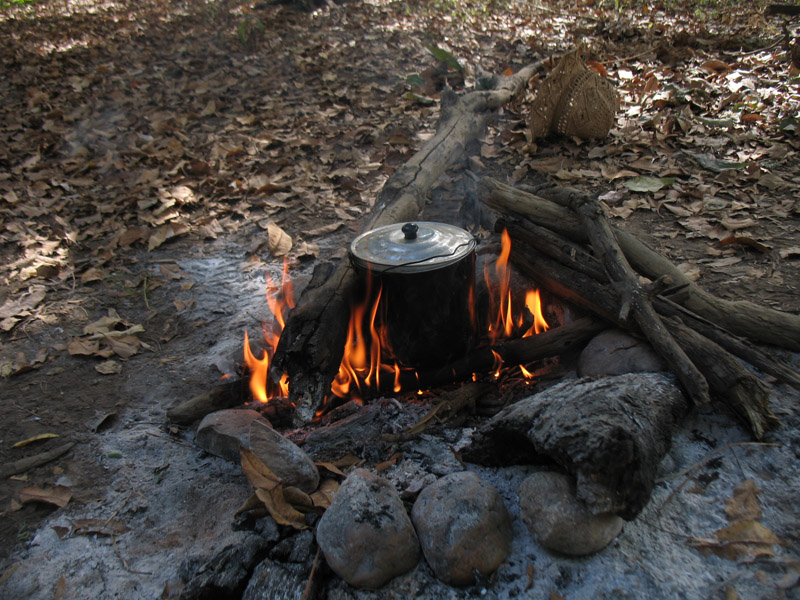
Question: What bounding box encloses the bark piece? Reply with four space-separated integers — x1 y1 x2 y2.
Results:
167 378 249 425
463 373 690 519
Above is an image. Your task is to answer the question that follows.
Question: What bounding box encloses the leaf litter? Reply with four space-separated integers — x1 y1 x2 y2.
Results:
0 0 798 595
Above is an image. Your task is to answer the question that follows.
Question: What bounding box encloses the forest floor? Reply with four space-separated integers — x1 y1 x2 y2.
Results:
0 0 798 594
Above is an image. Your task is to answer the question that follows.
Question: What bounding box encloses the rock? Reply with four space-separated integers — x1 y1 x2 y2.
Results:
411 471 512 586
316 468 420 589
180 534 270 599
242 558 314 600
249 419 319 493
577 328 665 377
463 373 689 519
195 409 270 463
519 471 623 556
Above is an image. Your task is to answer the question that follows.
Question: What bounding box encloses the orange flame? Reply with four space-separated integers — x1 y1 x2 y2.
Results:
523 289 549 337
242 260 294 403
330 275 410 401
325 229 554 408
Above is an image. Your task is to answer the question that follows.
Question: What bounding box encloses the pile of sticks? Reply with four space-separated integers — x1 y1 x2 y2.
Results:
479 177 800 439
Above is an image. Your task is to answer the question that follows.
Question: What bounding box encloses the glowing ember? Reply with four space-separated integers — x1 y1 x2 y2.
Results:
242 260 294 403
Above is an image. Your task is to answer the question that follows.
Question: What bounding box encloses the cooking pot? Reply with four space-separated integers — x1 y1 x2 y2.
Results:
349 221 477 369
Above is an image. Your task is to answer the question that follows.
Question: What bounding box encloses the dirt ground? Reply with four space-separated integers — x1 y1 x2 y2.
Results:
1 0 798 587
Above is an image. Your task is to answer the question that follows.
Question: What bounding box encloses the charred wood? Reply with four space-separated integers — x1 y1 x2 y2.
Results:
272 62 545 425
167 378 249 425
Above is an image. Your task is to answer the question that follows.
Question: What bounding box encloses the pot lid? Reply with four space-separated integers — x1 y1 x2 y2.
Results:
350 222 476 274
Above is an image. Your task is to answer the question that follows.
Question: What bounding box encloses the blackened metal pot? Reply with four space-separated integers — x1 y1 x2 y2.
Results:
349 222 477 369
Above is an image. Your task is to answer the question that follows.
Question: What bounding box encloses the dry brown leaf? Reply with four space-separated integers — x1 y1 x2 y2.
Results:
104 335 141 359
80 268 105 284
267 223 293 257
67 338 101 356
240 446 281 491
725 480 762 522
316 462 347 477
692 519 783 560
12 433 59 448
310 479 339 509
148 223 190 251
159 263 185 280
721 216 757 232
283 486 314 509
71 518 129 536
118 227 149 247
95 360 122 375
256 486 307 529
0 285 46 319
19 485 72 508
235 493 268 517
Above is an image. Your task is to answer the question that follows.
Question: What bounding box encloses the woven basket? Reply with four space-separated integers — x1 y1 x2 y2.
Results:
528 47 618 141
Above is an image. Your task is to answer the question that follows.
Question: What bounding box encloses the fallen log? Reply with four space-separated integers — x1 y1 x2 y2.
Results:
480 177 800 352
272 62 545 425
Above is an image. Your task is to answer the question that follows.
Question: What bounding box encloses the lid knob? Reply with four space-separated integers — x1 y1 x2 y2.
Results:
401 223 419 240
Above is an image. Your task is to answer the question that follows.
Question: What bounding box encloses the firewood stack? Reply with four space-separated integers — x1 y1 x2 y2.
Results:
479 177 800 439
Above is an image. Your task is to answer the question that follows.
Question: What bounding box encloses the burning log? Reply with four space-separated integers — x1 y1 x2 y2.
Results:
480 181 795 438
272 62 546 425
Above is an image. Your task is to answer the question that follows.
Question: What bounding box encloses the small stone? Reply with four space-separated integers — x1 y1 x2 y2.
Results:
411 471 512 586
519 471 623 556
249 419 319 493
577 328 665 377
195 409 270 463
316 469 420 589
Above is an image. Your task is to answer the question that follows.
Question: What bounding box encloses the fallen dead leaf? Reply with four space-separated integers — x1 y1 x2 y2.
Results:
691 519 784 560
95 360 123 375
12 433 59 448
283 486 314 509
725 480 762 522
267 222 293 257
67 338 101 356
148 223 190 251
310 479 339 509
256 486 307 529
19 485 72 508
240 446 281 491
70 518 129 537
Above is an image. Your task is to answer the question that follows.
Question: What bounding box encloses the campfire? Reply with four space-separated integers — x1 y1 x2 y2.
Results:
242 227 552 415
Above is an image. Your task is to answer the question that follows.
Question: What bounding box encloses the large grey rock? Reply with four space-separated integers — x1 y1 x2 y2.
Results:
316 469 420 589
577 329 665 377
249 419 319 493
195 409 270 463
520 471 623 556
463 373 689 519
411 471 512 586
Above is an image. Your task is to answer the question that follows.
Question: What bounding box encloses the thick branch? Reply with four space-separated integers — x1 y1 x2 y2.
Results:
565 192 711 405
480 177 800 351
